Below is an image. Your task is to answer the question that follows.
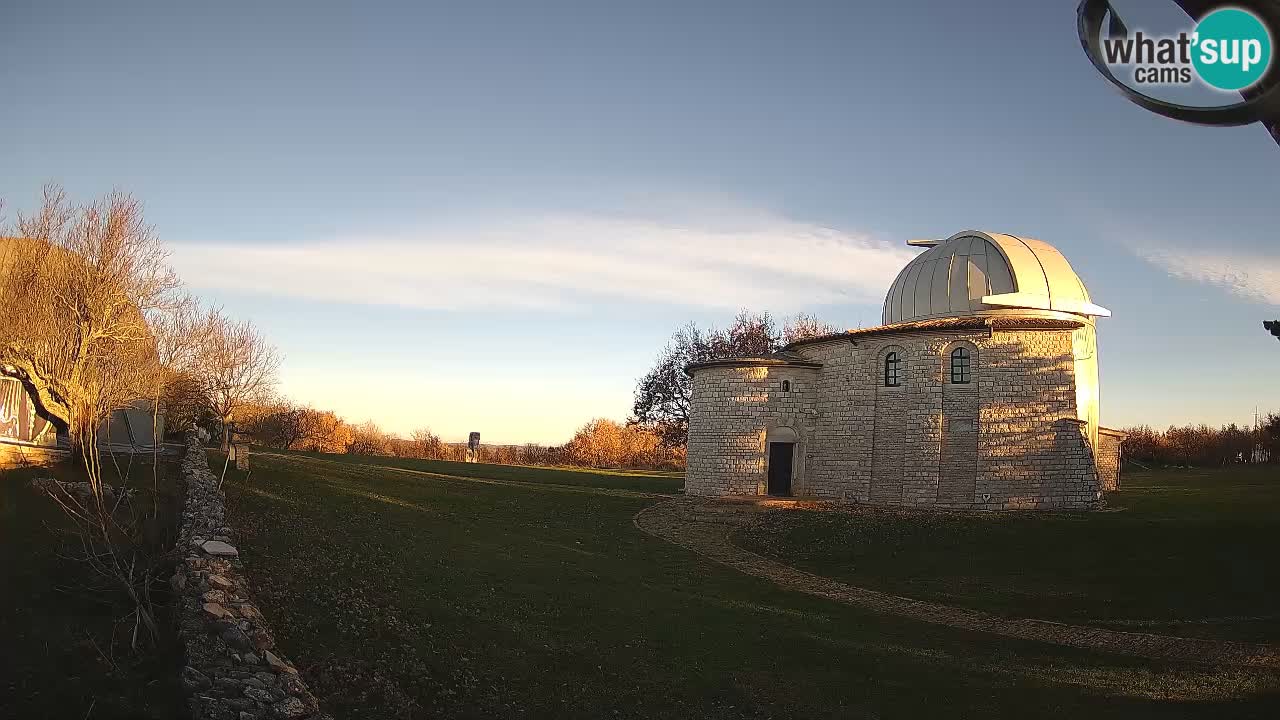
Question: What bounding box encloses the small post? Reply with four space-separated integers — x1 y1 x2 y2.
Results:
234 443 250 471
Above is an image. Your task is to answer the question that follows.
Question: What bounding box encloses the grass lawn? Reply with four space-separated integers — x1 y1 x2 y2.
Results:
735 466 1280 644
223 450 1280 719
271 447 684 494
0 456 184 719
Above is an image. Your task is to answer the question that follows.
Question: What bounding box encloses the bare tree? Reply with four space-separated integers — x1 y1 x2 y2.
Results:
146 295 217 502
631 323 705 447
0 185 178 454
159 369 215 432
781 312 841 345
275 405 308 450
249 400 310 450
151 295 216 403
201 312 280 449
1 185 182 650
632 310 841 446
1122 418 1280 467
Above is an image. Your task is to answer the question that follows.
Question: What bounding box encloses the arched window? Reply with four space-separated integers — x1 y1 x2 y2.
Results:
781 380 791 392
884 352 901 387
950 347 972 384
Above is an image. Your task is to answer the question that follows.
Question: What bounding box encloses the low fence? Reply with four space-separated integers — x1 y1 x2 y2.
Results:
0 440 71 469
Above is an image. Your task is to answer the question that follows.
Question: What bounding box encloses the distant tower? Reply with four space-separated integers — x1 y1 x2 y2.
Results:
466 431 480 463
1253 408 1271 464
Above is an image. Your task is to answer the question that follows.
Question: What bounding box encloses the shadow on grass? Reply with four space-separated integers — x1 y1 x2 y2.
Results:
733 464 1280 644
0 458 185 720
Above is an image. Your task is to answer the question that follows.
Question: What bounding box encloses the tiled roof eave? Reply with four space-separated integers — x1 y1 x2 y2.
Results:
782 315 1087 350
684 356 824 376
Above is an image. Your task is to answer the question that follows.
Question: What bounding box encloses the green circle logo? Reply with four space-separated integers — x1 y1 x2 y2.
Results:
1192 8 1272 91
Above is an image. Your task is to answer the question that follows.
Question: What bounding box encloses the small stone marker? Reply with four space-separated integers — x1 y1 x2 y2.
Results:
234 443 251 471
466 431 480 463
201 540 239 557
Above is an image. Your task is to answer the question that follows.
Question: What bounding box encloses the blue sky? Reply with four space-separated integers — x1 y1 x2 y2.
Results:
3 0 1277 444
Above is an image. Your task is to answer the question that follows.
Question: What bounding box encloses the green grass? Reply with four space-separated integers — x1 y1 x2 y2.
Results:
734 465 1280 643
0 457 184 719
265 447 685 494
223 451 1280 719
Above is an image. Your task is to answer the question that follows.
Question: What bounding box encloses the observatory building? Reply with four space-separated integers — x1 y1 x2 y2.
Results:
684 230 1126 510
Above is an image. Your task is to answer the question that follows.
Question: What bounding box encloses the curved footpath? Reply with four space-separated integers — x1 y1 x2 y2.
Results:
634 498 1280 669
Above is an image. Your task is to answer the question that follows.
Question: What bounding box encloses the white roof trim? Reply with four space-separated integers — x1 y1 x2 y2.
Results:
982 292 1112 318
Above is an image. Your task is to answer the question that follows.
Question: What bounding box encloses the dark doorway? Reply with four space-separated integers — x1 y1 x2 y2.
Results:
767 442 794 496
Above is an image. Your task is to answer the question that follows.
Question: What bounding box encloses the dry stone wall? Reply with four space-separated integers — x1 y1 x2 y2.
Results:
172 434 330 720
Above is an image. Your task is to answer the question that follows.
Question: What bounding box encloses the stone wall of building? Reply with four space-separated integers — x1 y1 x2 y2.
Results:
685 364 819 496
685 327 1103 510
797 329 994 505
972 329 1100 509
938 341 980 505
173 434 330 720
869 373 907 504
1097 428 1126 492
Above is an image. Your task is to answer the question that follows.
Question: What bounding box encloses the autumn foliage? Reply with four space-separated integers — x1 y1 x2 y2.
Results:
564 418 679 469
239 402 682 471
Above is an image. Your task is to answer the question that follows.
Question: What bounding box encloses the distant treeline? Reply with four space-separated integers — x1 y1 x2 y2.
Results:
1121 414 1279 468
234 402 684 471
231 398 1276 474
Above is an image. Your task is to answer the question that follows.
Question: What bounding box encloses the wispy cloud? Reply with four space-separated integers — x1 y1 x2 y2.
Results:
1134 243 1280 305
169 213 917 313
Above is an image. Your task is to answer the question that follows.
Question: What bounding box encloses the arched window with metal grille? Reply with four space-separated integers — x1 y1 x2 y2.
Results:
950 347 972 384
884 351 901 387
